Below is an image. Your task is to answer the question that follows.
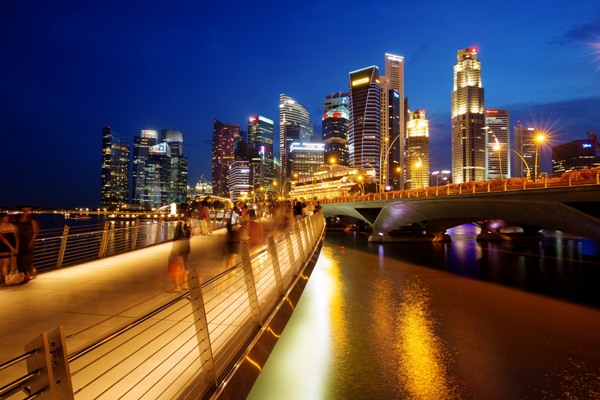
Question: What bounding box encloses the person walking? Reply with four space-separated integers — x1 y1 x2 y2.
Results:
0 213 19 284
16 207 38 279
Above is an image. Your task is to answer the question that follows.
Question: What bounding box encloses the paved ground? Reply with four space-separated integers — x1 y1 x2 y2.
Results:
0 226 254 362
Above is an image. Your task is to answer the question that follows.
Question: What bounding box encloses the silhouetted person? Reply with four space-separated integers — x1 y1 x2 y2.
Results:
16 207 38 279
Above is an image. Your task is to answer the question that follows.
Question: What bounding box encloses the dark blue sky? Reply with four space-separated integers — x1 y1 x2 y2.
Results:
1 1 599 208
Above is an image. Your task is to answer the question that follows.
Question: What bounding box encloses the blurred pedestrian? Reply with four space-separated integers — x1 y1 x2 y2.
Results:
199 200 211 235
0 213 19 284
168 219 191 292
16 207 38 279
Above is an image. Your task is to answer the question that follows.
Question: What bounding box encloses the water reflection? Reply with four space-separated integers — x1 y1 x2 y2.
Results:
395 277 459 399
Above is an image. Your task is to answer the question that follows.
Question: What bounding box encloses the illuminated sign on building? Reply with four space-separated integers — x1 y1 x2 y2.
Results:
583 143 592 148
351 77 370 86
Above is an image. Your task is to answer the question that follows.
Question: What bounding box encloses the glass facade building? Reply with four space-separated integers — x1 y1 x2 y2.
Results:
100 126 130 208
212 119 241 197
349 66 381 179
322 106 350 167
248 115 275 189
485 110 510 180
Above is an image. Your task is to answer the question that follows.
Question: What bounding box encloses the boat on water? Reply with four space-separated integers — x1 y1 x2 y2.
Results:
68 214 92 220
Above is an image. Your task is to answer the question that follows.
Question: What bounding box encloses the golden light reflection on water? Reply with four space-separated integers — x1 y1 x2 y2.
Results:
396 277 460 400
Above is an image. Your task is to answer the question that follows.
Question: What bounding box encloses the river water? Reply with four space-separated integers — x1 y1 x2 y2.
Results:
248 227 600 399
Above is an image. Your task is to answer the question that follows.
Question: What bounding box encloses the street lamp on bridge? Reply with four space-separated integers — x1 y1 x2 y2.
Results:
534 132 545 181
380 134 403 193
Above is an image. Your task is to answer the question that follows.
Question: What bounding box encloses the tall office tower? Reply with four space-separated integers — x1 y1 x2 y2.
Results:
248 115 275 189
451 47 486 183
212 119 241 197
485 110 510 179
349 66 381 178
289 142 325 178
280 122 301 193
132 129 158 206
227 160 252 202
322 106 350 167
161 129 188 203
552 134 600 174
100 126 130 207
405 110 430 189
161 129 184 156
382 53 405 190
513 122 536 179
146 142 172 208
279 94 313 190
324 91 349 112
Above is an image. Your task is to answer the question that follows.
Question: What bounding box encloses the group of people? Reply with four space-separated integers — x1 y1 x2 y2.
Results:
0 208 38 286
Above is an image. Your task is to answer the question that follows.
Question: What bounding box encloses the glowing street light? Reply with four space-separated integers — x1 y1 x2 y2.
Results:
534 132 545 181
509 149 531 181
380 134 403 193
329 156 337 165
484 126 503 180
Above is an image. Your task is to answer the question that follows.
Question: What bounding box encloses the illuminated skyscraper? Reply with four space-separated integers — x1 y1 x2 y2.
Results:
485 110 510 179
381 53 405 190
451 47 485 183
513 122 536 179
132 129 158 206
324 91 349 112
279 94 312 191
212 119 240 197
349 66 381 178
322 106 350 167
100 126 130 207
248 115 275 188
405 110 429 189
161 129 188 203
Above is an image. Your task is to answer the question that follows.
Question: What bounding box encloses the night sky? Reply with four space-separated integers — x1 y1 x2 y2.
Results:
2 1 599 208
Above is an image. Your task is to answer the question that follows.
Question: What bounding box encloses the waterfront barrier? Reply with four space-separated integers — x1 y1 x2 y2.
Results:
0 210 325 399
31 213 229 272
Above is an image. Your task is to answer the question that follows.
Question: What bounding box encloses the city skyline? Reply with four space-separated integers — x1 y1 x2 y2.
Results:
1 1 600 207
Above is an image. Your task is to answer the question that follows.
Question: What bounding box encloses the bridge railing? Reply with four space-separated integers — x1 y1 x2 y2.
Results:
321 169 600 204
0 210 325 400
30 215 230 272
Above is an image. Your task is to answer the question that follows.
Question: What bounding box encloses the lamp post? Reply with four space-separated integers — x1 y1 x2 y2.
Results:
509 149 531 181
534 133 545 181
484 126 503 180
380 134 403 193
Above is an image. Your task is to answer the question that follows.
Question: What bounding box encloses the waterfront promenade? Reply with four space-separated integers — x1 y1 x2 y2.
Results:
0 227 236 361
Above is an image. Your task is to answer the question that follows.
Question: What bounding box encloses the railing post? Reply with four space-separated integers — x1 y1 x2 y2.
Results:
267 236 285 296
596 172 599 185
154 218 163 244
523 179 527 190
186 266 217 389
487 181 491 192
131 218 140 250
472 184 476 193
293 223 306 268
568 174 572 187
240 244 262 325
56 225 69 268
284 229 297 273
503 180 508 191
459 184 462 194
544 178 548 188
98 221 110 258
24 326 74 399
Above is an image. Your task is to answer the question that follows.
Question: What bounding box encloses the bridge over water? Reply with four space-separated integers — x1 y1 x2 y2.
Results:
321 176 600 243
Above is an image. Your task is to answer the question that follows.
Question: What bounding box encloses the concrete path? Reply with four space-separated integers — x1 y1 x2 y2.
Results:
0 227 255 362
